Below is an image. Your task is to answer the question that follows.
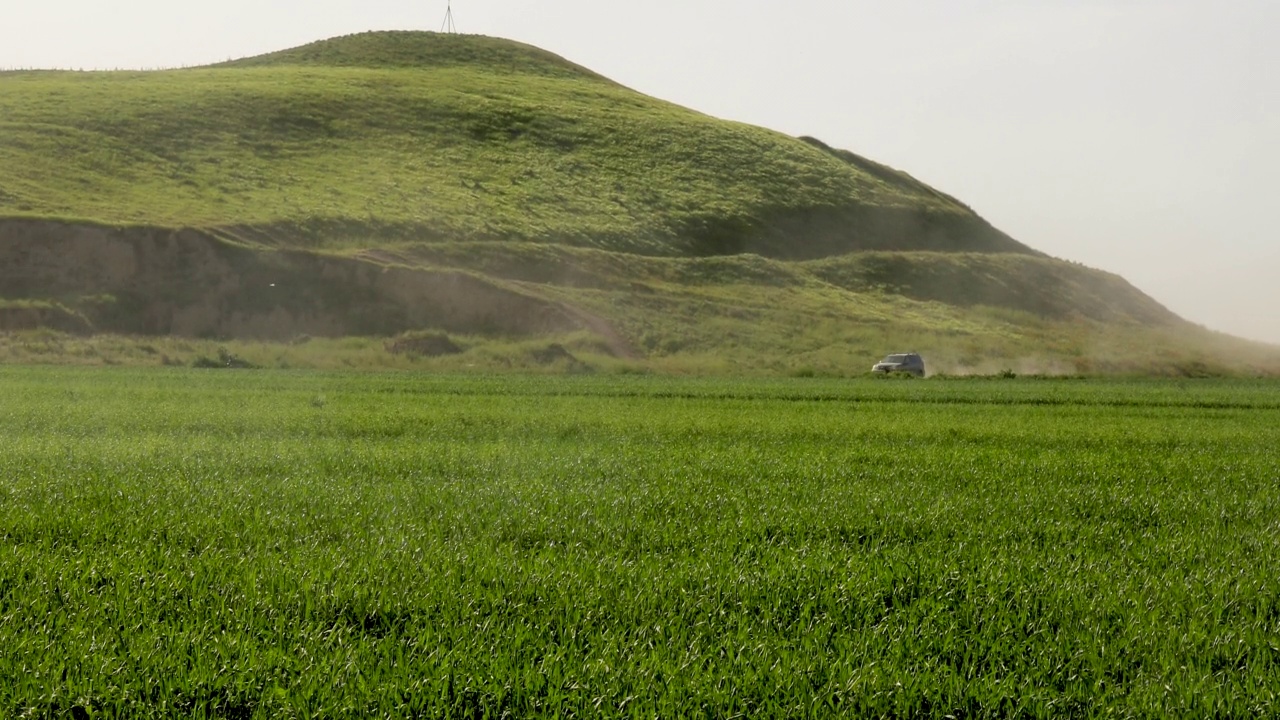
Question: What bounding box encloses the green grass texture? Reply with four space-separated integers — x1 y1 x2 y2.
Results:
2 367 1279 717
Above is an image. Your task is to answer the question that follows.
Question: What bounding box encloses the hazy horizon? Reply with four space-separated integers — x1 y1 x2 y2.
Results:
4 0 1277 345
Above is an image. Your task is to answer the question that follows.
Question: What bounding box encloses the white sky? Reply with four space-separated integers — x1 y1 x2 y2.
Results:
3 1 1277 344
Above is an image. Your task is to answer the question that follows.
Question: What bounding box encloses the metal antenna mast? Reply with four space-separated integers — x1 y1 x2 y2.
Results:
441 1 457 33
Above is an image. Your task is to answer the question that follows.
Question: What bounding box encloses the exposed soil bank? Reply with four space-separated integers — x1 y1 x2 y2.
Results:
0 220 580 339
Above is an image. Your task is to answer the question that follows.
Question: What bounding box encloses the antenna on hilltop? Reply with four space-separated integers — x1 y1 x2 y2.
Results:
441 1 457 33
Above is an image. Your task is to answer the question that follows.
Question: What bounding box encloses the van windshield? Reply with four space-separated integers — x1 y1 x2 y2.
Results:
884 354 909 363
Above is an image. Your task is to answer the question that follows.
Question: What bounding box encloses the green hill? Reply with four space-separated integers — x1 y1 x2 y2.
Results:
0 31 1026 257
0 31 1275 375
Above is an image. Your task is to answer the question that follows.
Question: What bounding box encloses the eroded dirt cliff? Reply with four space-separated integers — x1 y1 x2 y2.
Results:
0 220 580 339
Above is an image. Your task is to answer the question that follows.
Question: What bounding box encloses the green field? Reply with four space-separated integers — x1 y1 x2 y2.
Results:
2 368 1279 717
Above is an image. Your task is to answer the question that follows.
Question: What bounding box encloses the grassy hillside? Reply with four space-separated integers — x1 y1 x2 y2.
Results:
2 31 1274 375
0 31 1025 258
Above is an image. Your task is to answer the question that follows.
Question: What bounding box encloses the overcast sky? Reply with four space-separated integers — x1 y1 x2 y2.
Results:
4 1 1277 344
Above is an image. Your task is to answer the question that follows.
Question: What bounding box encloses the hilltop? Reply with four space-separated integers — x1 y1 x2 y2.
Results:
213 30 609 79
1 31 1276 375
